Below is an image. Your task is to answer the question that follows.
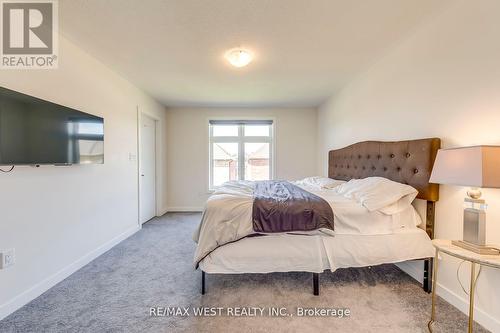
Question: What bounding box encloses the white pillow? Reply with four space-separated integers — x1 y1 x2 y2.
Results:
378 199 412 215
334 177 418 213
295 176 345 190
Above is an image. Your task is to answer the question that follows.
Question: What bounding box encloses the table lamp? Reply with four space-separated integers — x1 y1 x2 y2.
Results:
430 145 500 255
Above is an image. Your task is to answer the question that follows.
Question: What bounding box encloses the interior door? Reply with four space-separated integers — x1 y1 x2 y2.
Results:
140 114 156 224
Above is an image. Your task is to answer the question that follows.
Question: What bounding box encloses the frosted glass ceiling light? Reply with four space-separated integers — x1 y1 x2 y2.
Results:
225 48 253 68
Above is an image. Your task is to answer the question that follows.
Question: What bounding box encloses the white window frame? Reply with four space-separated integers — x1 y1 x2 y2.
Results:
208 119 275 190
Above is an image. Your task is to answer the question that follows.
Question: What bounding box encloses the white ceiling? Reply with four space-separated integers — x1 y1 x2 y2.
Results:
59 0 451 108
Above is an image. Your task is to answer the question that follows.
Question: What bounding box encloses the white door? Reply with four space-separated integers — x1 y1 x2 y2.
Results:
140 114 156 224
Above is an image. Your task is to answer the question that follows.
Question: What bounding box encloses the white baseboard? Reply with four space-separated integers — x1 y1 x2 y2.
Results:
166 206 204 212
436 282 500 333
158 206 202 216
158 206 169 216
0 224 140 321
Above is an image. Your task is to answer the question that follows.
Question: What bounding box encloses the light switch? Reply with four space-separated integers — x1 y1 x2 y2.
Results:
0 249 15 269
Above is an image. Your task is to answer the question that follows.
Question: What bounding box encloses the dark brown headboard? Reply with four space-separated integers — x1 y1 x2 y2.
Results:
328 138 441 201
328 138 440 239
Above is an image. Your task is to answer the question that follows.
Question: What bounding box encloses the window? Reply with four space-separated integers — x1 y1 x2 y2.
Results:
209 120 274 189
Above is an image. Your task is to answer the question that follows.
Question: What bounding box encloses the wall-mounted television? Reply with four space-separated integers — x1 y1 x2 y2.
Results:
0 86 104 166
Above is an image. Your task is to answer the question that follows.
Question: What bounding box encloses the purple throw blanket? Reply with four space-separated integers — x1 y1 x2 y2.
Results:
252 181 334 233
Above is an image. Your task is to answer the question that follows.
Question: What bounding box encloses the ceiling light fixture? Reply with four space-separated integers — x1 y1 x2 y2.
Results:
224 48 253 68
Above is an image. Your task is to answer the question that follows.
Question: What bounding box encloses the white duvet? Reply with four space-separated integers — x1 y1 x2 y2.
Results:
193 178 422 266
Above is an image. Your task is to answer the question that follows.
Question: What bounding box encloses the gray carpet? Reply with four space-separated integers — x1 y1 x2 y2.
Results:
0 213 489 333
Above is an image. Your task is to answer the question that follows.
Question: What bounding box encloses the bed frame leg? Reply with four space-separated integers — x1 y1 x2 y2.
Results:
423 258 433 293
313 273 319 296
201 271 206 295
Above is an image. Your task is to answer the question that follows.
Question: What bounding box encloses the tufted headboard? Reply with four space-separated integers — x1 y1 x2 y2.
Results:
328 138 441 201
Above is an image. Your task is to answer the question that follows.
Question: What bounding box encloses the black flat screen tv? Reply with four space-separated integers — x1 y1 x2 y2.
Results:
0 86 104 166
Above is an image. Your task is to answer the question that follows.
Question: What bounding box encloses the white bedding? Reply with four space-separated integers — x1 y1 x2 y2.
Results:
199 228 435 273
193 179 423 265
299 185 422 235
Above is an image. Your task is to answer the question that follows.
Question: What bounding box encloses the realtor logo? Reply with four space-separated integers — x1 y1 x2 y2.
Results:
1 0 58 69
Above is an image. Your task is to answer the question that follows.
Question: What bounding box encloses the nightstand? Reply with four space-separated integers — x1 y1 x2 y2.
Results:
428 239 500 333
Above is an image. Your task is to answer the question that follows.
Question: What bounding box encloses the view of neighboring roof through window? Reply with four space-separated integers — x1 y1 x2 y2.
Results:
209 120 274 189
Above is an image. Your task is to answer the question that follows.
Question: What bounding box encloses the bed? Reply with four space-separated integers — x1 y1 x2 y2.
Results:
194 138 441 295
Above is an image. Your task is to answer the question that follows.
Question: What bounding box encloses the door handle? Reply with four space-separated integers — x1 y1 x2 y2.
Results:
141 174 145 177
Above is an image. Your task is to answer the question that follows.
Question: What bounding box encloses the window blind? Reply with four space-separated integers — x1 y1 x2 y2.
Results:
209 120 273 125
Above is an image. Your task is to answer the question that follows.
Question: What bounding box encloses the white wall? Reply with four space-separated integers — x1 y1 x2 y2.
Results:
0 36 167 319
317 0 500 331
166 107 317 210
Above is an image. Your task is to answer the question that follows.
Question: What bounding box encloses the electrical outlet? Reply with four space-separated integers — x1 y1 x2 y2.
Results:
0 249 15 269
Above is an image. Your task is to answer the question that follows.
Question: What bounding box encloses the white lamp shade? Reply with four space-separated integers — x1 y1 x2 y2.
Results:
429 146 500 188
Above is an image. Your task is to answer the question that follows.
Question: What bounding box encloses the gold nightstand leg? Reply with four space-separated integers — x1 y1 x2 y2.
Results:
468 262 476 333
428 249 439 332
